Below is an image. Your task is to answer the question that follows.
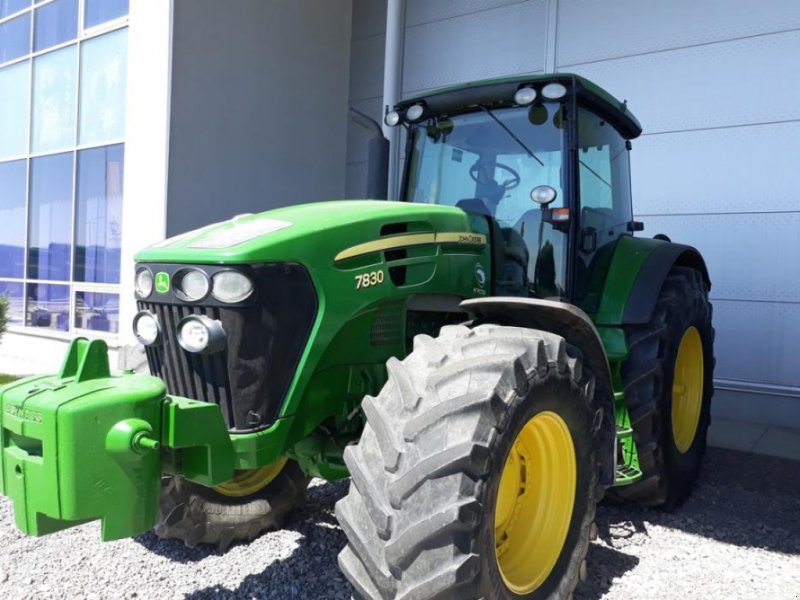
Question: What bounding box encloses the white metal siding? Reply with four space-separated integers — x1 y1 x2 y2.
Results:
556 0 800 66
402 1 548 95
566 30 800 133
633 123 800 215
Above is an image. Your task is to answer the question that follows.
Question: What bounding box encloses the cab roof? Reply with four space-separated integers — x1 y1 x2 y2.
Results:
396 73 642 140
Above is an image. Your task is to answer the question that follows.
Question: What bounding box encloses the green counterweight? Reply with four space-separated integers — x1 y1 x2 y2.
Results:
0 338 234 541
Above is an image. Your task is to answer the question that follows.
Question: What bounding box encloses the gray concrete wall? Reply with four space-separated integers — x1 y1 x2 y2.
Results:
345 0 800 426
167 0 353 236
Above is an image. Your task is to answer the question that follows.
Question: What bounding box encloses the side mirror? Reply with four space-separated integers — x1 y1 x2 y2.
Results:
350 107 389 199
627 220 644 232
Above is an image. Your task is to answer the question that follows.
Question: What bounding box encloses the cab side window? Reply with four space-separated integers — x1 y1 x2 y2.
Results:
577 107 632 257
574 108 634 307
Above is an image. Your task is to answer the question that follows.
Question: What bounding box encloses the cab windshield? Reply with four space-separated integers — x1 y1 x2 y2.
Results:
403 103 568 298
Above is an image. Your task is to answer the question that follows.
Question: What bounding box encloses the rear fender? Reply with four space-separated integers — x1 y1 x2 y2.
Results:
461 297 616 488
623 242 710 324
595 236 710 326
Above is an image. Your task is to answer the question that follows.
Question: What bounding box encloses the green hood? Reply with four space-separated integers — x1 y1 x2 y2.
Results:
135 200 474 267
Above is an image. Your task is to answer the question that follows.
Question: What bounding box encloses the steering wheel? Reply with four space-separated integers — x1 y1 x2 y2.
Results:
469 162 521 191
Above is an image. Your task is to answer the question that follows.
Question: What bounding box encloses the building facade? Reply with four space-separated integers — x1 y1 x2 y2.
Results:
1 0 798 428
0 0 129 363
0 0 353 373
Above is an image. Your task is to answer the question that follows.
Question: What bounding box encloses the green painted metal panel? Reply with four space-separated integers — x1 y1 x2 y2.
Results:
161 396 234 487
594 236 663 326
0 339 165 541
0 339 240 541
137 200 492 468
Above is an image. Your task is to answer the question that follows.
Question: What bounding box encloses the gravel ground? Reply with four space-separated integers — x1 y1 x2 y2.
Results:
0 447 798 600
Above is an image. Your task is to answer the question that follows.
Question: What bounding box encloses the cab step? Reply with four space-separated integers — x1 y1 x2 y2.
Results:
614 463 643 485
613 425 643 486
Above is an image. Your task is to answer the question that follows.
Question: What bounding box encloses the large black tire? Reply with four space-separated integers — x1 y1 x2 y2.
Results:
609 266 714 509
336 324 603 599
154 460 310 551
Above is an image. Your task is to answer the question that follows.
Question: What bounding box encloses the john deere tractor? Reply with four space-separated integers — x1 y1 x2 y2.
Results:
0 74 713 599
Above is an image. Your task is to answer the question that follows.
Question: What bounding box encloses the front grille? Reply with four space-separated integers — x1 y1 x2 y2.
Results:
137 263 318 433
140 302 236 425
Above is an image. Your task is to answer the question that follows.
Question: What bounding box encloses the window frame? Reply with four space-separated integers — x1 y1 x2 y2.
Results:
0 0 127 340
574 104 634 229
570 101 636 308
0 158 27 279
400 102 577 300
0 10 31 64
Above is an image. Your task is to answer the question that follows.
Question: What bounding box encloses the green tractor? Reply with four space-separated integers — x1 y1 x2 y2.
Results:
0 74 714 599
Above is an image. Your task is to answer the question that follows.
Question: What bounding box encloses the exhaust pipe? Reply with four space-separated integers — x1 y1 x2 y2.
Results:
349 107 389 200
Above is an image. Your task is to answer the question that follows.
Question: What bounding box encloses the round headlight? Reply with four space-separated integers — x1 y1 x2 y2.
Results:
177 315 226 354
406 104 424 121
530 184 558 206
514 87 537 106
133 311 161 345
134 268 153 299
176 269 209 302
384 110 401 127
212 271 254 303
542 82 568 100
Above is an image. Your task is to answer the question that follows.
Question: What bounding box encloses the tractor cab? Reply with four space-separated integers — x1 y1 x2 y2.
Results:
392 74 642 309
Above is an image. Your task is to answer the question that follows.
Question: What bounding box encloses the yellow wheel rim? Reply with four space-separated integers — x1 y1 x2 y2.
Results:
494 411 577 594
671 326 704 453
214 457 288 498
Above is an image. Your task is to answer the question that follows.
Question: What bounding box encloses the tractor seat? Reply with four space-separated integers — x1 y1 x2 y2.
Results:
456 198 529 297
455 198 492 217
513 209 543 242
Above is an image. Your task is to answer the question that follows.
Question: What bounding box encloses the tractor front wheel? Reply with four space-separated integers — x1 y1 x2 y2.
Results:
336 324 601 599
154 459 310 551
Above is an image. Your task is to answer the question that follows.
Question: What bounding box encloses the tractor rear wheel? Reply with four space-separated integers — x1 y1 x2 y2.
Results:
154 459 310 551
336 324 601 599
609 266 714 509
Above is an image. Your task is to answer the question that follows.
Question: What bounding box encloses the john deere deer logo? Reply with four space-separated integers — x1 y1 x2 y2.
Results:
155 272 170 294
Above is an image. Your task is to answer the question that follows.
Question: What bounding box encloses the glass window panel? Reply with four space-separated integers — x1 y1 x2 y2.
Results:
79 28 126 144
0 160 27 277
0 61 30 158
75 144 123 283
28 152 72 280
0 0 30 19
32 43 76 152
0 281 24 326
33 0 76 52
74 290 117 333
84 0 127 29
26 282 68 330
0 12 30 64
